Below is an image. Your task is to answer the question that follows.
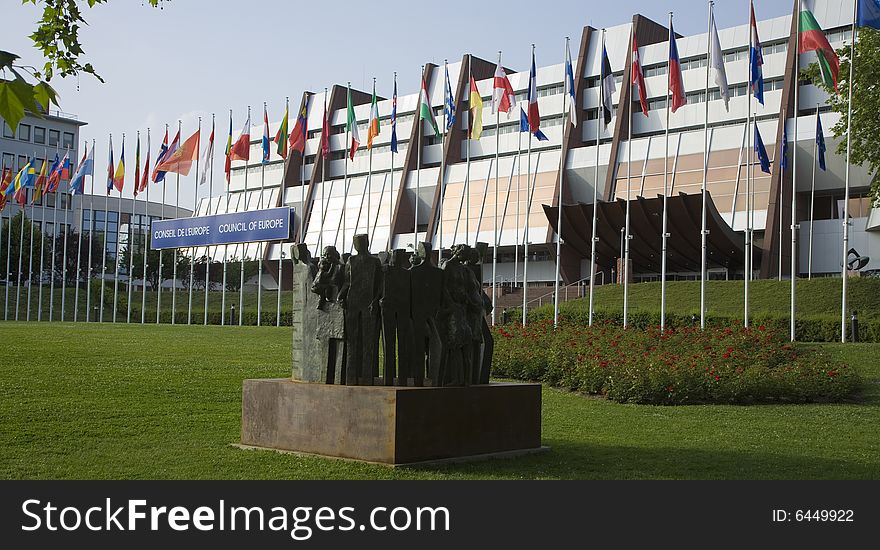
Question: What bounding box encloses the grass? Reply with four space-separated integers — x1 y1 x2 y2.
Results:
1 322 878 479
536 277 880 320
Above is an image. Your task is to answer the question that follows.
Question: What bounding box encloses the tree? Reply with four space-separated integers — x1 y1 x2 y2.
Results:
224 257 260 292
0 212 44 283
803 27 880 204
1 0 163 133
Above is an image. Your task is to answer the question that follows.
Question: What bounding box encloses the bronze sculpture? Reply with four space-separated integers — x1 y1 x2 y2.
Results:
338 234 383 385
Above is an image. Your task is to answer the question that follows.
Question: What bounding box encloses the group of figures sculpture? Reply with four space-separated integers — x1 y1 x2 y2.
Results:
290 235 493 387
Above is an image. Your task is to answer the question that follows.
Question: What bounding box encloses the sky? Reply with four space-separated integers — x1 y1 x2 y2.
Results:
3 0 794 208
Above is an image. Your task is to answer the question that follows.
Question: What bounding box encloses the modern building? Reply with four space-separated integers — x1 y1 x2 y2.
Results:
1 111 191 282
199 0 876 291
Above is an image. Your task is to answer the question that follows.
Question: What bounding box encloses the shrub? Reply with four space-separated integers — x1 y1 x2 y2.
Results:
492 321 862 405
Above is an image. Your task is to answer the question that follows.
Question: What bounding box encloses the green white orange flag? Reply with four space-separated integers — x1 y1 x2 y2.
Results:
367 83 380 149
347 86 360 160
275 104 289 159
799 5 840 90
419 76 441 139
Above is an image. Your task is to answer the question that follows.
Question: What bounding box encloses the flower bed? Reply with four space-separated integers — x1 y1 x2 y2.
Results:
492 321 862 405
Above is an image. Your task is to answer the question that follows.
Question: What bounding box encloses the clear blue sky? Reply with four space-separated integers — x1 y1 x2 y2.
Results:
3 0 793 207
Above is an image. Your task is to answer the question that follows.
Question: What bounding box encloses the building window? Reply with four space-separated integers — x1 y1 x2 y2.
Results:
18 124 31 141
48 129 60 147
62 132 74 149
2 152 13 169
18 155 27 169
34 126 46 144
3 124 14 139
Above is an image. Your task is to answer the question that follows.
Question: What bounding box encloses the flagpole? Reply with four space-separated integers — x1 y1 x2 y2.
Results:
699 3 714 329
299 95 305 243
841 0 857 343
158 125 166 325
790 5 800 341
319 89 327 253
439 62 447 259
552 41 573 327
127 136 137 323
38 149 48 321
0 173 6 321
808 104 818 279
368 79 374 246
389 75 396 253
240 107 249 326
74 153 84 322
206 115 214 325
172 121 181 324
278 98 286 327
660 13 674 331
465 57 471 248
221 114 229 326
523 44 534 327
624 28 635 328
494 50 502 326
745 2 753 329
258 107 266 326
16 168 26 321
417 70 423 250
189 117 201 325
5 172 14 321
86 140 95 322
142 130 149 324
27 157 36 321
515 103 521 294
113 134 124 322
590 30 605 328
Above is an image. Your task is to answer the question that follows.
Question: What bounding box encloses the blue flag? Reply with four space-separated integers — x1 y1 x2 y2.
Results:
444 65 456 131
858 0 880 29
754 125 770 174
519 108 548 141
390 78 398 154
780 125 788 171
749 2 765 105
816 114 827 172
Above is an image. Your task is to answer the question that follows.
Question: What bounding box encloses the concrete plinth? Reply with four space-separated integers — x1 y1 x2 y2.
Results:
241 380 542 465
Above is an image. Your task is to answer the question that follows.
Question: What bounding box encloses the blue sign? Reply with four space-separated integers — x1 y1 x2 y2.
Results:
150 207 293 250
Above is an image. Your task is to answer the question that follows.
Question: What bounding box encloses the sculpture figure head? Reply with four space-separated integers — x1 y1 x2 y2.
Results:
321 245 341 264
352 234 370 255
292 243 312 264
391 248 408 268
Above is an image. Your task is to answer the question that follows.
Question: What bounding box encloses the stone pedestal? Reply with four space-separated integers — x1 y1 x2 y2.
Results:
241 380 543 466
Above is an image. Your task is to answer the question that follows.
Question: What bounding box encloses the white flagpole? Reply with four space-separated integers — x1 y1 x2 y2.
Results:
389 76 396 253
157 125 166 325
188 117 201 325
318 89 326 253
60 149 71 321
16 170 26 321
465 57 470 248
523 44 534 327
841 0 858 342
340 84 350 251
278 98 287 328
624 28 634 328
27 157 36 321
417 70 423 250
514 105 522 293
494 51 502 326
439 62 447 258
590 31 605 328
790 7 800 341
113 134 124 322
205 115 214 325
554 40 568 328
172 121 181 324
38 149 48 321
74 149 85 323
142 130 150 324
700 3 714 329
744 4 753 328
239 107 250 326
808 104 818 279
221 112 230 325
258 107 266 326
0 170 6 320
127 134 137 324
368 81 374 246
661 13 673 331
86 140 95 322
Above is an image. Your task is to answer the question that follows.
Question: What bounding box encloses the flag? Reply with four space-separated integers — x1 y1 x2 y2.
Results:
632 33 649 117
22 158 36 189
858 0 880 29
444 64 457 130
69 146 92 195
46 153 62 192
780 124 788 171
367 82 380 149
0 168 10 205
419 76 441 138
799 6 840 90
668 21 687 113
288 98 308 155
230 114 250 161
469 77 483 140
153 129 170 183
224 114 233 183
600 44 615 126
346 86 360 160
60 153 71 180
199 124 214 186
154 129 200 176
750 1 765 105
492 62 515 115
816 113 827 171
134 136 141 197
113 139 125 193
391 77 398 154
275 104 289 159
262 104 271 164
321 97 330 157
33 159 48 203
528 49 541 134
565 44 577 126
754 124 771 174
520 107 549 141
14 187 26 206
140 134 151 193
710 11 730 111
106 140 114 195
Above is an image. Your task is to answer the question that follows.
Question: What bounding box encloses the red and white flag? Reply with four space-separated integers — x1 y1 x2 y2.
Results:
492 63 515 114
632 33 649 117
230 113 251 161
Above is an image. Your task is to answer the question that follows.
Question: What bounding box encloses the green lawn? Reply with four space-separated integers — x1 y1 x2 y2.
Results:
1 323 878 479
